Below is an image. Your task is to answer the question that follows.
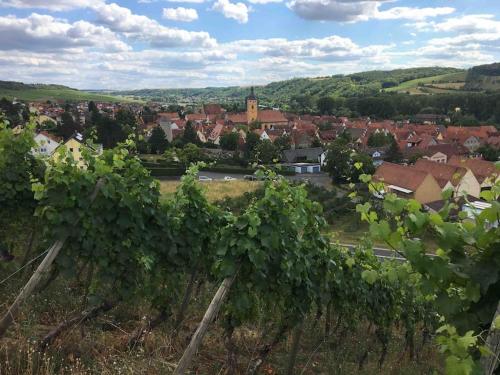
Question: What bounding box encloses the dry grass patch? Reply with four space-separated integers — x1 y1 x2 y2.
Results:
159 179 261 202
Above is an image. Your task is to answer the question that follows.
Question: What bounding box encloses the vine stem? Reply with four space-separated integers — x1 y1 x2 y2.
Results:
173 271 238 375
0 178 104 339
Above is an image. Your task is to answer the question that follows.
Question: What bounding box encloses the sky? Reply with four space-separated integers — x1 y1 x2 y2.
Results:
0 0 499 89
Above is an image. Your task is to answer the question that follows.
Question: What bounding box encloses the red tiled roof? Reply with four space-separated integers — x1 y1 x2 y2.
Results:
186 113 207 122
448 156 499 183
226 112 247 124
374 162 431 192
413 159 467 188
257 110 288 124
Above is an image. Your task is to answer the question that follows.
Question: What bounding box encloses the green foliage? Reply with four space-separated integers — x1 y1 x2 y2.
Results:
357 175 500 371
252 139 280 164
367 132 392 147
477 144 499 162
148 126 169 154
182 121 198 145
219 132 239 151
176 143 204 166
0 121 44 216
0 80 134 103
57 112 82 139
244 131 260 159
323 139 374 184
385 137 403 163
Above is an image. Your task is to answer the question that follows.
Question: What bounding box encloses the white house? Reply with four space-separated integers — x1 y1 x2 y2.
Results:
33 132 60 157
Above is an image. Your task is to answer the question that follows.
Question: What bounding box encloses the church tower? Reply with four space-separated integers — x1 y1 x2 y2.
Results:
246 86 258 125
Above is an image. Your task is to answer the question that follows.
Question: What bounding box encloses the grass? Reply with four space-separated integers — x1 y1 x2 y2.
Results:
0 87 137 103
386 72 467 93
159 179 262 203
0 274 443 375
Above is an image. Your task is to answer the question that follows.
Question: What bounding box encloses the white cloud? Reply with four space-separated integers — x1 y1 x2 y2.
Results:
222 34 394 66
212 0 249 23
0 13 130 52
374 6 454 21
415 14 500 34
0 0 99 11
287 0 454 22
162 7 198 22
92 2 216 47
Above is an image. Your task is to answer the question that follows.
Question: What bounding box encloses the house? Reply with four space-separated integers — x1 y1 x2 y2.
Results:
373 162 443 204
414 114 449 124
420 144 468 163
52 134 102 168
290 130 313 149
413 159 481 198
286 163 321 174
33 131 61 157
448 156 500 190
282 147 324 163
159 120 178 142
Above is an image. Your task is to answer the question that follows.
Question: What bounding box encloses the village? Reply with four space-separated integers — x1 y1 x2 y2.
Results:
4 86 498 216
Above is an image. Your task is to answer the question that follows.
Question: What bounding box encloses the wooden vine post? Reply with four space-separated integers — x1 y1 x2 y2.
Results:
481 300 500 375
0 179 104 338
173 273 237 375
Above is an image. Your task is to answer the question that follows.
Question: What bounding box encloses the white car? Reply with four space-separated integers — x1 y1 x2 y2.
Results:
223 176 236 181
198 176 213 181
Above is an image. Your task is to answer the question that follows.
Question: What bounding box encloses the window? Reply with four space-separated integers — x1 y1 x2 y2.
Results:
69 148 74 152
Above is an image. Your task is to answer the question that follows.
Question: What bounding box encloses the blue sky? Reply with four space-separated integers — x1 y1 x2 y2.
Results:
0 0 499 89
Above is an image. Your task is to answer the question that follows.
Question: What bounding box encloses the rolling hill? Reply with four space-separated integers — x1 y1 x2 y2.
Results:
0 81 136 103
464 62 500 92
106 67 465 106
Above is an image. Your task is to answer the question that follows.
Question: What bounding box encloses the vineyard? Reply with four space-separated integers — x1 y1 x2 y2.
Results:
0 122 499 374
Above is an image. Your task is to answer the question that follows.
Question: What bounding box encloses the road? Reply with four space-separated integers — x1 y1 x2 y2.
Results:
338 243 436 261
197 171 332 187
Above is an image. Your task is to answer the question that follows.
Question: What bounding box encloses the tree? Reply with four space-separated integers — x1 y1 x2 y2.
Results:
351 153 375 182
317 96 336 115
311 138 322 148
182 121 198 145
219 132 239 151
88 101 97 113
323 140 355 184
385 137 403 163
115 109 136 129
244 132 260 159
274 134 291 151
252 139 280 164
148 126 169 154
367 132 391 147
477 144 499 161
97 117 127 149
58 112 81 139
177 143 204 166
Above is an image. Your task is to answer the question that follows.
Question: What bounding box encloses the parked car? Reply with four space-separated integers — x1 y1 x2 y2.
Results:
244 175 257 181
198 176 213 181
223 176 236 181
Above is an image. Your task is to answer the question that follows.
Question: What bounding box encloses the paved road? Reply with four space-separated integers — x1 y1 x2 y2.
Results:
338 243 436 261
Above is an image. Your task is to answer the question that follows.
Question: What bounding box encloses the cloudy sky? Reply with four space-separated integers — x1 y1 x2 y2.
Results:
0 0 499 89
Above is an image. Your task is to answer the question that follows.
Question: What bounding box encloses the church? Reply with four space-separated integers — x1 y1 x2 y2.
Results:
226 87 289 129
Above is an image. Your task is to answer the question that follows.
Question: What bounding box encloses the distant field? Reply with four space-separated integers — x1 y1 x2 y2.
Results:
159 179 261 202
386 72 467 93
0 87 137 103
